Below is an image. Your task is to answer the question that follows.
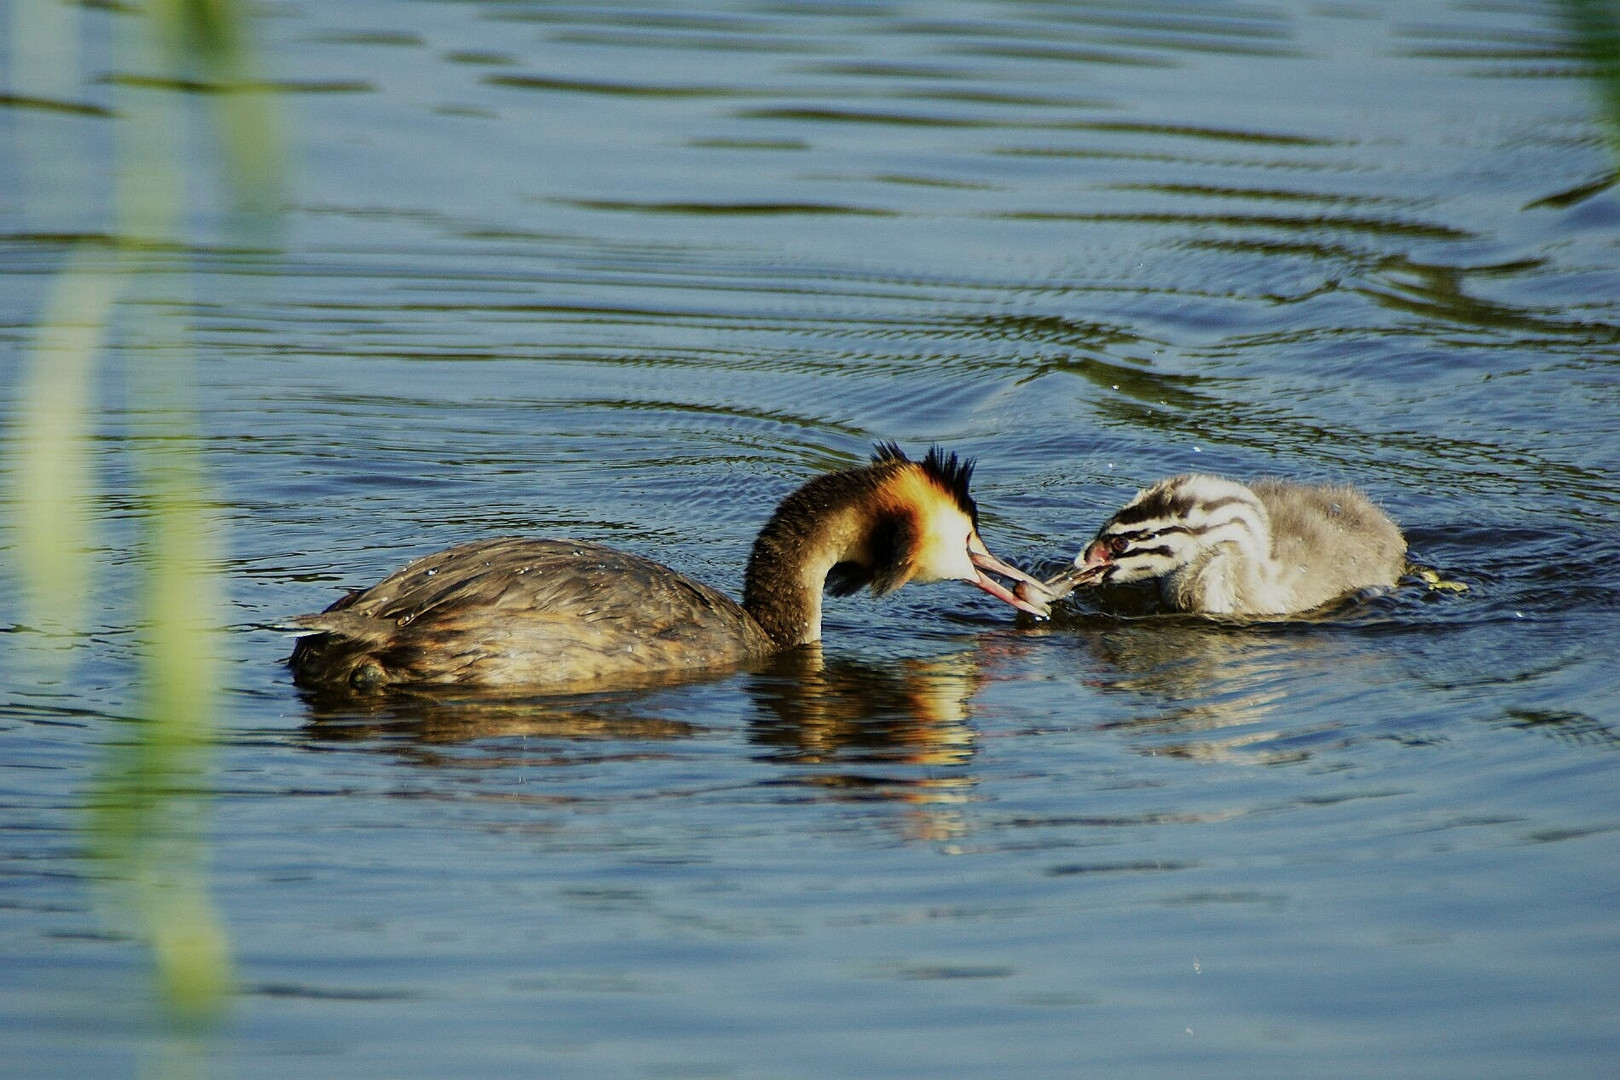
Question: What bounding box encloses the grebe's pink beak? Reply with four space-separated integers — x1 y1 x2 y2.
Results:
967 534 1053 617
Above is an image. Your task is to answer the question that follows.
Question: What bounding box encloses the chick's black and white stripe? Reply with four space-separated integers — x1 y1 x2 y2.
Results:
1048 473 1406 616
1091 478 1271 587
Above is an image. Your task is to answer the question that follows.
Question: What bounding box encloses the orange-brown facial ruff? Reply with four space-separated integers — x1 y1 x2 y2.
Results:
855 444 1047 613
858 444 978 591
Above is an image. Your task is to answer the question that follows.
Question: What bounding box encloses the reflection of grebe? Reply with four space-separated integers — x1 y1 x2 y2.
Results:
749 649 984 768
288 444 1046 691
1024 475 1406 617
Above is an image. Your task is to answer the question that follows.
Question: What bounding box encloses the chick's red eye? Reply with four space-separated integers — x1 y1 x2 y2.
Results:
1109 536 1130 556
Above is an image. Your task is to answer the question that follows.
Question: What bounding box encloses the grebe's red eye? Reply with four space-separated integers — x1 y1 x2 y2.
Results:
1109 536 1130 556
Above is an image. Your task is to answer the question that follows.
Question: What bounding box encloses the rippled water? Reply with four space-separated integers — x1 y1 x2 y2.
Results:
3 0 1618 1077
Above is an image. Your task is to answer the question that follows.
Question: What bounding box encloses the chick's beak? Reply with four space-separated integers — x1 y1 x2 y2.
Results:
966 533 1052 616
1042 539 1110 592
1011 538 1113 606
1073 538 1113 585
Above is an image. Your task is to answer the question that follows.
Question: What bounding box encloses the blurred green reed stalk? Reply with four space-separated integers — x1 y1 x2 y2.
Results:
8 0 283 1029
1564 0 1620 162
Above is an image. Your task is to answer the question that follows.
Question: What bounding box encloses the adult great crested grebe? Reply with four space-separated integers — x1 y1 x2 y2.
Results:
287 443 1048 691
1023 474 1407 617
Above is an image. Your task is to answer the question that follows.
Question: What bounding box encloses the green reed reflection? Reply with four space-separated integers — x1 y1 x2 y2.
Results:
8 0 282 1031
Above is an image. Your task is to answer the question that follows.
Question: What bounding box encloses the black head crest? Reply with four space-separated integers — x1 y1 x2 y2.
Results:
921 445 978 523
870 442 979 522
871 441 909 465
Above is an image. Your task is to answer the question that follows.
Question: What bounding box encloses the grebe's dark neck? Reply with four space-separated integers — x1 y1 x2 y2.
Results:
742 466 893 650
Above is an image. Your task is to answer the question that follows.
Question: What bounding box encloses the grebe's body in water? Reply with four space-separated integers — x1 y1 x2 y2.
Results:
288 444 1046 690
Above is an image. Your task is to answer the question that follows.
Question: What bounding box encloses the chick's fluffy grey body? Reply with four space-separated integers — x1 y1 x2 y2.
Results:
1051 474 1408 617
1237 479 1405 613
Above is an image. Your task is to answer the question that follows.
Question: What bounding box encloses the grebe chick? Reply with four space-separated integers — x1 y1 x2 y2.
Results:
288 444 1048 690
1027 474 1406 617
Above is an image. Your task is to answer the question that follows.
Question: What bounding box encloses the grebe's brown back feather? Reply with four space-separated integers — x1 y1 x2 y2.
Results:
290 538 771 689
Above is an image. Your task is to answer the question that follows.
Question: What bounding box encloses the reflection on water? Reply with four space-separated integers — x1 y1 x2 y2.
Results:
1358 253 1620 341
301 646 984 775
300 646 988 843
746 648 981 769
299 681 713 749
1072 618 1369 764
294 606 1447 779
746 650 986 842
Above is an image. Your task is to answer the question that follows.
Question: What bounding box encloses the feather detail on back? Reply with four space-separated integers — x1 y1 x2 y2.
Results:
289 538 771 689
1247 479 1406 613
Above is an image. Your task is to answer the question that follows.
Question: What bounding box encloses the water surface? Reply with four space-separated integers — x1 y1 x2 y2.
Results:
2 1 1617 1078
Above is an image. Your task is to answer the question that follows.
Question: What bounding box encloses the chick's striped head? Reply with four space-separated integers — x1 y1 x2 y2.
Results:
1072 475 1270 586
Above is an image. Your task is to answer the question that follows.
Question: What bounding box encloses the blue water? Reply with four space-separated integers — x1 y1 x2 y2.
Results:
2 1 1617 1077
